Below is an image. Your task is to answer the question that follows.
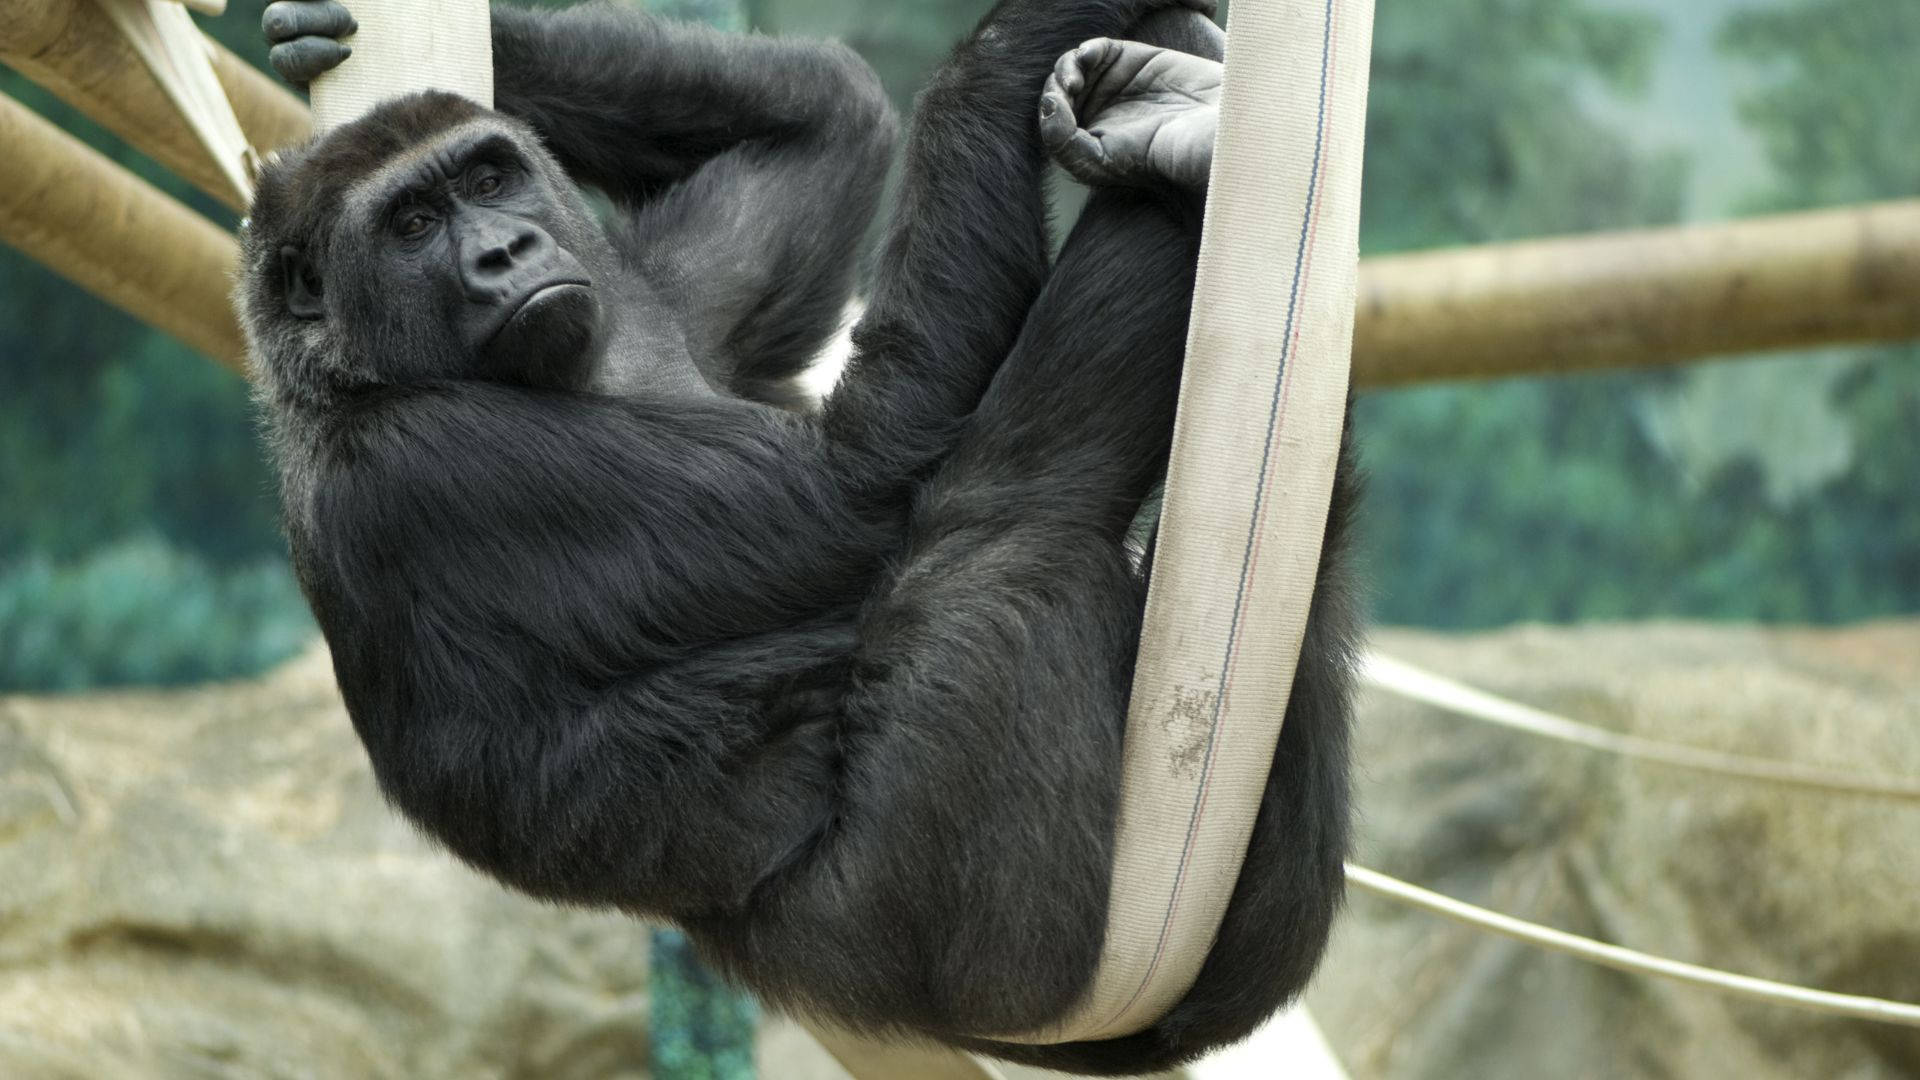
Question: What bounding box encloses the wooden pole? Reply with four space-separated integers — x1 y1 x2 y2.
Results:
0 90 246 370
0 0 309 213
1353 199 1920 387
7 186 1917 384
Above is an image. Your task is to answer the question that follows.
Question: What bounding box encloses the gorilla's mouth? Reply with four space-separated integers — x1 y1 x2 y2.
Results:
496 280 593 338
478 280 601 385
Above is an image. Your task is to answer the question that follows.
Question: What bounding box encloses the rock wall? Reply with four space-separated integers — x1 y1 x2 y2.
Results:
6 622 1916 1077
0 645 656 1079
1310 621 1920 1080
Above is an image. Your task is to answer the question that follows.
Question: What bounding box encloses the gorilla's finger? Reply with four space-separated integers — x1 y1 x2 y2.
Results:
270 37 354 84
1038 87 1080 156
1051 128 1116 188
1104 43 1161 87
263 0 357 45
1048 49 1088 112
1072 39 1142 115
1060 62 1086 101
1074 38 1124 81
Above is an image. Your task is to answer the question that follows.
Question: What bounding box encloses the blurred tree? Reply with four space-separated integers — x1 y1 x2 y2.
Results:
0 4 301 692
1352 0 1695 627
753 0 988 114
3 0 1915 693
1721 0 1920 213
1362 0 1680 253
1354 0 1917 628
1711 0 1920 615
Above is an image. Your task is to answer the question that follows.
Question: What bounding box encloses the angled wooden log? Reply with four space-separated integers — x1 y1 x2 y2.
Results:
0 90 245 370
0 0 309 212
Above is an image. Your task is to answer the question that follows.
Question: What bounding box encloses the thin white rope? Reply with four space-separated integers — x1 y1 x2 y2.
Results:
1364 652 1920 801
1345 864 1920 1027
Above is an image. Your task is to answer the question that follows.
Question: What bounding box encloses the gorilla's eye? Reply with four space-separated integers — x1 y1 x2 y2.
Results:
467 163 518 201
396 210 435 240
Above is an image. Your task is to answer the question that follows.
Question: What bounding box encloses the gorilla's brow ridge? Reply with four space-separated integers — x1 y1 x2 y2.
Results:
344 119 525 221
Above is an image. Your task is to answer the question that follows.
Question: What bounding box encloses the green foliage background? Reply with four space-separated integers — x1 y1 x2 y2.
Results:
1 0 1915 692
1354 0 1920 628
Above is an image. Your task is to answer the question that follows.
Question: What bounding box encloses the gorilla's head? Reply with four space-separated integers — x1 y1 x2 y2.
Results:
240 92 613 411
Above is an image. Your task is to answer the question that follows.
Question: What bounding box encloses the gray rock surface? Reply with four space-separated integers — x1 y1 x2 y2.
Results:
1 644 656 1080
1310 621 1920 1080
7 623 1916 1078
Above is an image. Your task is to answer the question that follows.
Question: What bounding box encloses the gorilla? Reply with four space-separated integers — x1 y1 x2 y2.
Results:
242 0 1359 1072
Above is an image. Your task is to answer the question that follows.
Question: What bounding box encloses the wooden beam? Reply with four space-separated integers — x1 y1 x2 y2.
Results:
4 12 1919 386
0 90 245 370
0 0 309 212
1353 199 1920 387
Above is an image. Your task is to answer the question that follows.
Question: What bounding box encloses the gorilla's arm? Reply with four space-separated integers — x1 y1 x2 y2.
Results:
489 5 888 203
304 384 894 914
489 4 897 396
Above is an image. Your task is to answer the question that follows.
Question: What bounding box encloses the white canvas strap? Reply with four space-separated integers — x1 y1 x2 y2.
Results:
1009 0 1374 1043
307 0 493 130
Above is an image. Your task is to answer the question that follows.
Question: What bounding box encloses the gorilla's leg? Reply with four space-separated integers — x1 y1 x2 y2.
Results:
811 186 1207 1038
738 14 1225 1040
815 13 1354 1074
959 14 1363 1074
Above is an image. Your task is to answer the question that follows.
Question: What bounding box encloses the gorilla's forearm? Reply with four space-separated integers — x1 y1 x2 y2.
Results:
336 613 858 916
307 386 893 658
489 4 889 204
295 385 897 912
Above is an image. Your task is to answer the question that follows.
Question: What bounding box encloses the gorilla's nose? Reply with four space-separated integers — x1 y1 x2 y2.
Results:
459 215 558 302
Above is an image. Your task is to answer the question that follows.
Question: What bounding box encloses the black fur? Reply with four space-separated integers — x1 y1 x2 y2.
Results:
240 1 1359 1073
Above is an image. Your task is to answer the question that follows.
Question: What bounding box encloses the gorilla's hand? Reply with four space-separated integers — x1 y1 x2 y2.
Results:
1040 38 1223 192
264 0 358 85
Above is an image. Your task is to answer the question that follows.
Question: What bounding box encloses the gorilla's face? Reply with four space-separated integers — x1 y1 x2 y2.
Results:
253 100 614 395
388 132 596 378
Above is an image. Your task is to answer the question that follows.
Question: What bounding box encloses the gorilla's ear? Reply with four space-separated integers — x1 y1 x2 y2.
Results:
280 246 326 320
